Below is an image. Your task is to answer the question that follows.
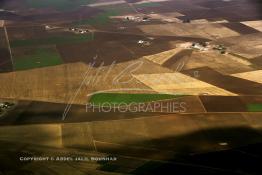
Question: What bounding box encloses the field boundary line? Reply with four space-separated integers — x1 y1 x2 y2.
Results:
3 22 14 70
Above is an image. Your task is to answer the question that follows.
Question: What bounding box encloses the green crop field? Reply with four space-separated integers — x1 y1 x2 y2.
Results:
26 0 94 11
247 104 262 112
89 93 185 106
10 34 93 48
75 10 119 26
14 48 63 71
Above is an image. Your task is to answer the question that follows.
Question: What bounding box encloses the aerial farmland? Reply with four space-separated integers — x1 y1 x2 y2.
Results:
0 0 262 174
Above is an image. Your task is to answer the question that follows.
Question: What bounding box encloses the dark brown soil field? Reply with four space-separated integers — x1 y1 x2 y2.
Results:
1 6 102 25
0 11 20 21
182 67 262 95
22 7 102 23
6 25 46 40
250 55 262 67
155 1 208 15
162 49 193 69
240 95 262 105
57 32 208 67
0 28 12 73
222 22 260 35
199 96 247 112
0 28 7 47
93 19 166 34
0 48 12 73
7 25 87 43
197 0 251 9
196 0 262 21
176 0 262 22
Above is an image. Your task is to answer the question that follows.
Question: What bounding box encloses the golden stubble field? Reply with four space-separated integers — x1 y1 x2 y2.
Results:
133 72 237 96
0 58 174 104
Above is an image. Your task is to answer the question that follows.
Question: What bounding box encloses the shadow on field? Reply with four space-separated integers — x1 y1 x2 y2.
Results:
97 126 262 175
0 126 262 175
